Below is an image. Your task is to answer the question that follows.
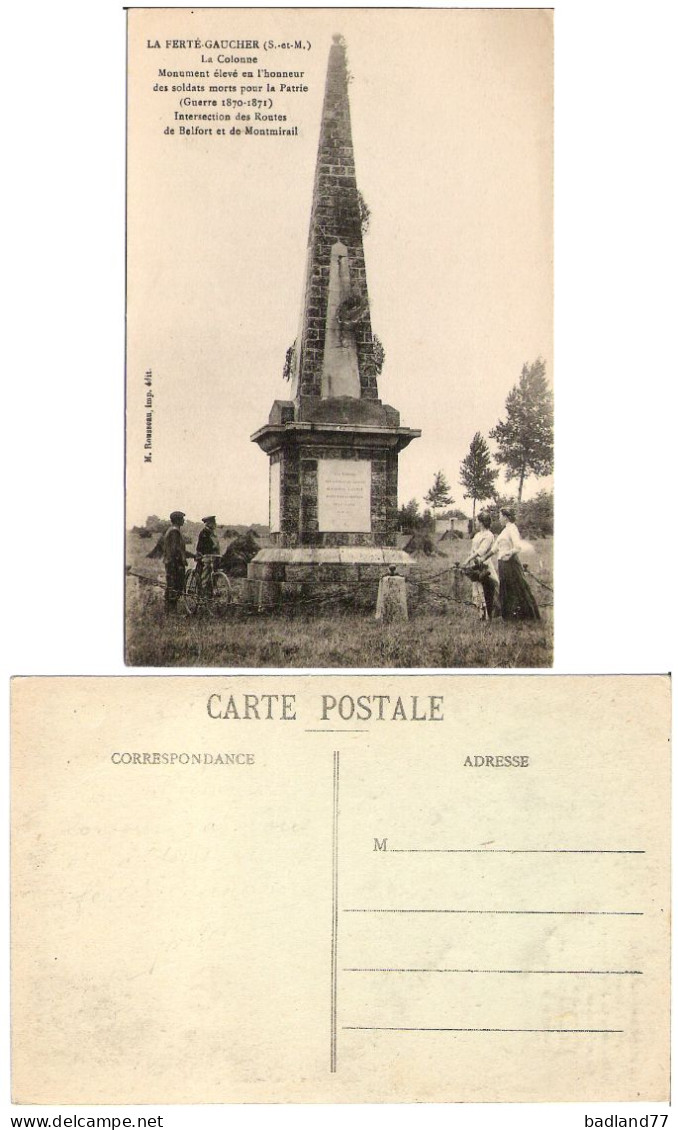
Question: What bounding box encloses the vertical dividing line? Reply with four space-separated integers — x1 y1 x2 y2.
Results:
330 749 340 1073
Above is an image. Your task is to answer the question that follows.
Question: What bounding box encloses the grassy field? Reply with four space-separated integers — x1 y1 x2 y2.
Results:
126 535 553 668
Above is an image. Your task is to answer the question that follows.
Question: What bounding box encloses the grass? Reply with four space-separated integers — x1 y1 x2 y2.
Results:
125 536 553 669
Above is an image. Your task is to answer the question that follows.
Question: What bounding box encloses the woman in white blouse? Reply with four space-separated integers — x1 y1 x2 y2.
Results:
462 511 498 620
492 507 540 621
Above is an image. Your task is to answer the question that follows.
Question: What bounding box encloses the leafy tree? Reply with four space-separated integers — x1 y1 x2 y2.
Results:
398 497 420 532
490 358 554 506
516 490 554 538
487 490 554 538
459 432 498 524
424 470 454 516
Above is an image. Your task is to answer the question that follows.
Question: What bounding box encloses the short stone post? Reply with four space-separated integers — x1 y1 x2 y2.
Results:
452 562 463 602
375 566 408 622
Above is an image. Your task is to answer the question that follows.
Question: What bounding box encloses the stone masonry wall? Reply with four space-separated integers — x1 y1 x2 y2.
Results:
296 39 379 405
270 442 398 548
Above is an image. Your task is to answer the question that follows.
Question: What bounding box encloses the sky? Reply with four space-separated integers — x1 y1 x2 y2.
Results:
126 9 553 527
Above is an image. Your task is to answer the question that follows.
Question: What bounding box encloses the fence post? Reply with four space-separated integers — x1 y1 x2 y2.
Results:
375 568 408 622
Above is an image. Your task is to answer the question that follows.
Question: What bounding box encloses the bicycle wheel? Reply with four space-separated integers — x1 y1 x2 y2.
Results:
183 569 200 615
208 571 233 615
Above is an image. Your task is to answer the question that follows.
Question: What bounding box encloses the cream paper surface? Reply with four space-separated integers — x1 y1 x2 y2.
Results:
11 676 669 1104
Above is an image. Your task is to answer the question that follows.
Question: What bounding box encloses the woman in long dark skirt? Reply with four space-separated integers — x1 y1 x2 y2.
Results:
494 507 540 621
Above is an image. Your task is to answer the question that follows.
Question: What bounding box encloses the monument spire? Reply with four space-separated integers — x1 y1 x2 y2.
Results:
249 34 419 599
293 34 378 406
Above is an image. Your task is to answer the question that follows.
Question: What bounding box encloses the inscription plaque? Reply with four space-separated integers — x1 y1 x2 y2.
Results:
269 461 281 533
317 459 371 532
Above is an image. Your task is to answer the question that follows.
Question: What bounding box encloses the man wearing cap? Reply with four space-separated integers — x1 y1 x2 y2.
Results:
196 515 220 559
163 510 189 613
195 515 220 594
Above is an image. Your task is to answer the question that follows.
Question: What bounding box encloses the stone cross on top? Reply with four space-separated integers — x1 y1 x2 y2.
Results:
289 33 379 410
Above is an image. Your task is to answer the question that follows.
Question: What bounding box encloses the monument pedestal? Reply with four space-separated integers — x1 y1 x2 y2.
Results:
252 410 419 547
245 547 413 610
247 413 418 606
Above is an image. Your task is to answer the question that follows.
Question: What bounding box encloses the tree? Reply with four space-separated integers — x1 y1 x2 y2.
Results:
398 498 420 532
459 432 498 524
145 514 169 533
516 490 553 538
490 358 554 506
424 470 454 516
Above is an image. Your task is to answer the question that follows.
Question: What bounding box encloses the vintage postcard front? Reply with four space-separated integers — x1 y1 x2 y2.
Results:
11 676 669 1103
126 8 553 668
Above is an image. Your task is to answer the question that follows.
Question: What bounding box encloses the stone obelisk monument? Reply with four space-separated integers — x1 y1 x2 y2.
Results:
248 35 420 601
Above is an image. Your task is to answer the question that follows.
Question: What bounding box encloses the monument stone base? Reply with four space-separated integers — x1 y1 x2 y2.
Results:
245 547 413 611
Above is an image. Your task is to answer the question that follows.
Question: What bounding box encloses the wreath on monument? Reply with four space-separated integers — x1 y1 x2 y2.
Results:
282 341 297 382
372 333 385 374
336 292 369 328
357 190 371 235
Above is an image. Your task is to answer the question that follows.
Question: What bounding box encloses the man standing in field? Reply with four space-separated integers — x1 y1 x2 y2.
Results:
163 510 189 613
195 515 220 593
196 515 220 559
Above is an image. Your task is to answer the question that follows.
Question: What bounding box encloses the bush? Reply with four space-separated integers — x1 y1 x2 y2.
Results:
220 532 260 576
519 491 554 538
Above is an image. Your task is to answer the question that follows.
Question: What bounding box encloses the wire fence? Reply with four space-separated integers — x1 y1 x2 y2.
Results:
127 558 553 618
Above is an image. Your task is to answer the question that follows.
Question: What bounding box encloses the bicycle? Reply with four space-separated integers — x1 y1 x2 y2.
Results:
184 554 233 616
